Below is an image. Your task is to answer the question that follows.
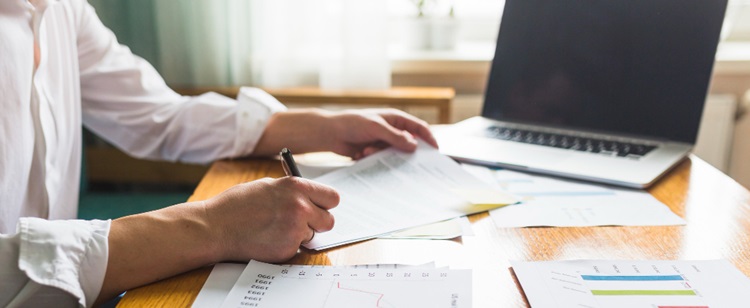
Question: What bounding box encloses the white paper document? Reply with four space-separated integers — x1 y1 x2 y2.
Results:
462 165 686 227
194 263 437 308
192 263 247 308
305 142 517 250
379 216 474 240
511 259 750 308
294 152 354 178
219 260 471 308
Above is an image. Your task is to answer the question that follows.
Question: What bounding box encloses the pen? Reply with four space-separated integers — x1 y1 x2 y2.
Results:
280 148 302 177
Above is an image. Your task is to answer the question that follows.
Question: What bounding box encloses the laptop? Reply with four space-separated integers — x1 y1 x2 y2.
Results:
436 0 727 188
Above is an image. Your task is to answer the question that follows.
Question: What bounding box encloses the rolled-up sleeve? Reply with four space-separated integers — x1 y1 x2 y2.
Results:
0 218 110 308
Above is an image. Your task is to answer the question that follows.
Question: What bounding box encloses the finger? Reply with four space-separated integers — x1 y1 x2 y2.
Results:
298 178 340 210
381 111 439 149
361 143 389 158
307 208 335 233
334 144 363 160
301 228 316 244
367 118 418 153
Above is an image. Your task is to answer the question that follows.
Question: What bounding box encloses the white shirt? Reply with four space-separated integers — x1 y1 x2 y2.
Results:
0 0 286 306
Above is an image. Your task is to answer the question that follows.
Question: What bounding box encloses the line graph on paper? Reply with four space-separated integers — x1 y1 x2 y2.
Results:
318 279 456 308
322 281 396 308
219 261 471 308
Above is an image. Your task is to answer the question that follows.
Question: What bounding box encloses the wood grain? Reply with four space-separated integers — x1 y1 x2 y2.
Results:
118 155 750 308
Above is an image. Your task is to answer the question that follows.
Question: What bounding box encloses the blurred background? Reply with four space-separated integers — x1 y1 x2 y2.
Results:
80 0 750 219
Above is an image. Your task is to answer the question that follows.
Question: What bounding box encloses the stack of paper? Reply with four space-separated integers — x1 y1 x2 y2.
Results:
304 142 517 250
512 259 750 307
461 165 686 227
193 261 471 308
379 216 474 240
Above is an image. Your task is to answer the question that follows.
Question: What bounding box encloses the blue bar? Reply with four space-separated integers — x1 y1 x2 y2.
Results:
581 275 683 281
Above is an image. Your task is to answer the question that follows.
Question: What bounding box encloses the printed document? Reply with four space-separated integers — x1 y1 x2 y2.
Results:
461 165 686 227
305 142 516 250
193 263 437 308
219 260 471 308
512 259 750 308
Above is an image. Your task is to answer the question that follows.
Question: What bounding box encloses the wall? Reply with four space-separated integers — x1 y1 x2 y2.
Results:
393 58 750 189
708 62 750 189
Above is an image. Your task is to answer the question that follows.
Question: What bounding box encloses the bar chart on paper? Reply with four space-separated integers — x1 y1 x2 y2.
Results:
511 260 750 308
580 273 704 307
219 261 471 308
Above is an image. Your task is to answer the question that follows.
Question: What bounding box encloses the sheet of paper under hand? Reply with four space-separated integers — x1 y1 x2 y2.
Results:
304 142 517 250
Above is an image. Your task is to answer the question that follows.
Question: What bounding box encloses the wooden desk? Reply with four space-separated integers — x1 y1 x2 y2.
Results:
174 86 455 124
118 156 750 307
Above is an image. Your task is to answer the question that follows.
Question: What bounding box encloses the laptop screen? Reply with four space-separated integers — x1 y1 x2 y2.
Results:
482 0 727 144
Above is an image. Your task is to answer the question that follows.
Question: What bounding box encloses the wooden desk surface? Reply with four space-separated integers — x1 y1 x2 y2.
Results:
118 155 750 307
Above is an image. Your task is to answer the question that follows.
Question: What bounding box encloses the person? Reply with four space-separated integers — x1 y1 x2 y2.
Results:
0 0 439 306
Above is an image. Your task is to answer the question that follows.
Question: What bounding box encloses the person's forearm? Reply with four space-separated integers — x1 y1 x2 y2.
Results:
96 201 220 304
253 109 335 157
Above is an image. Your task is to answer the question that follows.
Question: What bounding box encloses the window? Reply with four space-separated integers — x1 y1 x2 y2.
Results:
725 0 750 41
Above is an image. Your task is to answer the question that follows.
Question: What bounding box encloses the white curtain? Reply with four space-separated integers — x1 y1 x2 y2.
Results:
153 0 254 86
147 0 390 89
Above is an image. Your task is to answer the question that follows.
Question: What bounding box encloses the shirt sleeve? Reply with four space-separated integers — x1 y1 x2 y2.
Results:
74 1 286 164
0 218 110 308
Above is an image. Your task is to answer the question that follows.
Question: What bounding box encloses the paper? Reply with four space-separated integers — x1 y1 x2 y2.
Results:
192 263 247 308
379 216 473 240
294 152 354 178
511 259 750 308
220 260 471 308
461 165 686 227
305 142 517 250
194 263 437 307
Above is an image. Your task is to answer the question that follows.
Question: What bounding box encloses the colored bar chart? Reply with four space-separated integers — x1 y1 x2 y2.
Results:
582 274 697 297
511 260 750 307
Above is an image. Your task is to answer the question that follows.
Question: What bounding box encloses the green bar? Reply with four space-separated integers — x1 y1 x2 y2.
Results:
591 290 696 296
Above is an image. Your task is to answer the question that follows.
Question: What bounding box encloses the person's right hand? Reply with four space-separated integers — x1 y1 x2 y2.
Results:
203 176 339 262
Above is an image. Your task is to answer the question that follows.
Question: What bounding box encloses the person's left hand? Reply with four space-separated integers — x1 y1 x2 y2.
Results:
323 108 438 159
253 108 439 159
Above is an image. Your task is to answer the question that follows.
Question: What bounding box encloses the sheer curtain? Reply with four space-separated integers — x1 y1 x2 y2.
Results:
89 0 391 89
250 0 390 89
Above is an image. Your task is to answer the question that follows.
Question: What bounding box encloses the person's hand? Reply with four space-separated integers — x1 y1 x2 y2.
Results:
253 108 439 159
203 176 339 262
325 108 439 159
101 176 338 303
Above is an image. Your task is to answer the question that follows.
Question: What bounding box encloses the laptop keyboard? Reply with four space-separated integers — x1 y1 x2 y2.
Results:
485 126 657 158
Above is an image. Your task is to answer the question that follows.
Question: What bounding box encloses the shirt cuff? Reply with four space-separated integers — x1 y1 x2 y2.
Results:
18 218 111 308
233 87 288 157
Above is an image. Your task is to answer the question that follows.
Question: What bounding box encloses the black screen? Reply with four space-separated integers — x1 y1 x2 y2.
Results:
482 0 727 143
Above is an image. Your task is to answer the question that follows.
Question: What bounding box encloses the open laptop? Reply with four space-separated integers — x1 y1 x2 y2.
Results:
436 0 727 188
